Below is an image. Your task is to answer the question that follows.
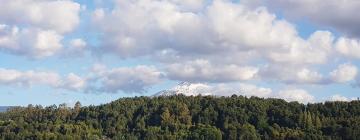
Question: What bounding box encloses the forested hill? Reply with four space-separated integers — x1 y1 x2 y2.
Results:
1 95 360 140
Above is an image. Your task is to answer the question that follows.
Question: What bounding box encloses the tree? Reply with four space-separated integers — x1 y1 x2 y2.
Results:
239 124 260 140
1 95 360 139
161 107 171 128
178 103 191 125
190 125 222 140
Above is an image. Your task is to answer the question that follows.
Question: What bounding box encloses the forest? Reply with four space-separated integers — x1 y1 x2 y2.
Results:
1 95 360 140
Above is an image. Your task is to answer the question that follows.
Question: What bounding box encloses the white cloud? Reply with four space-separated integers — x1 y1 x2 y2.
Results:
69 39 87 51
264 0 360 37
0 65 164 94
0 0 82 58
2 0 359 98
91 0 349 86
0 0 81 33
259 63 359 85
166 59 258 82
0 68 61 87
336 37 360 59
62 38 88 57
0 68 85 91
0 25 63 58
0 68 23 85
330 63 358 83
169 0 205 11
0 68 57 87
21 71 62 88
93 0 333 65
60 73 86 91
276 89 315 103
266 31 334 65
259 64 324 84
329 94 349 102
89 65 164 93
237 83 272 98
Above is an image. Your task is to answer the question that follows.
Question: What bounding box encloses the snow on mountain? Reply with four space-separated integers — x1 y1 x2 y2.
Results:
153 82 273 98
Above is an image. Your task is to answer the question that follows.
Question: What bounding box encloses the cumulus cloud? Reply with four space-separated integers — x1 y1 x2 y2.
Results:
88 65 164 93
61 38 88 57
92 0 333 65
237 83 272 98
264 0 360 37
276 89 315 103
0 25 63 58
259 63 359 85
259 64 325 84
336 37 360 59
330 63 358 83
91 0 356 87
166 59 258 82
60 73 87 91
329 94 350 102
0 0 82 58
0 65 164 94
6 0 355 65
0 24 88 58
0 0 81 33
0 68 85 91
1 0 359 100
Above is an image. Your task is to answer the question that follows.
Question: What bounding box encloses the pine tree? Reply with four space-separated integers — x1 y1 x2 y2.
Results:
161 107 171 127
305 112 313 130
178 103 191 125
314 115 322 128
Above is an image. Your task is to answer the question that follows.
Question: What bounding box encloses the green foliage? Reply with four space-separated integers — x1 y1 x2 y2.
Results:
0 95 360 139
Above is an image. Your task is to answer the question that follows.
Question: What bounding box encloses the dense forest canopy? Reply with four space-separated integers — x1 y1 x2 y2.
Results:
1 95 360 140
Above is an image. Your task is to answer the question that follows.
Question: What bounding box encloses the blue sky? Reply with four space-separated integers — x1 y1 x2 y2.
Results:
1 0 360 106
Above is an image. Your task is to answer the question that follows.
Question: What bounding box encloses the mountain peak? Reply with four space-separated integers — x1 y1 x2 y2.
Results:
154 82 213 96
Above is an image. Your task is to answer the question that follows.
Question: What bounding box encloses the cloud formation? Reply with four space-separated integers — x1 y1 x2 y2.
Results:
0 0 81 33
0 65 164 94
88 65 164 93
263 0 360 37
0 25 63 58
166 59 258 82
276 89 315 103
330 63 358 83
0 0 360 103
92 0 359 86
336 37 360 59
0 0 81 58
329 94 351 102
0 68 85 91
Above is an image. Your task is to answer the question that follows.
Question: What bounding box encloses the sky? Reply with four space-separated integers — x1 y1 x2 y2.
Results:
1 0 360 106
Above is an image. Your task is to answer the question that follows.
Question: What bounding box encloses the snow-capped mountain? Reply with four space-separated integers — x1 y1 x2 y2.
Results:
153 82 214 96
153 82 273 98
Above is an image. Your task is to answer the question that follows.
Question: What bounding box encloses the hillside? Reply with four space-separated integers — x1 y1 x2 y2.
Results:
1 95 360 139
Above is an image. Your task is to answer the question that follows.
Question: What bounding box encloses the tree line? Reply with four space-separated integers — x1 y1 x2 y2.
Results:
1 95 360 139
